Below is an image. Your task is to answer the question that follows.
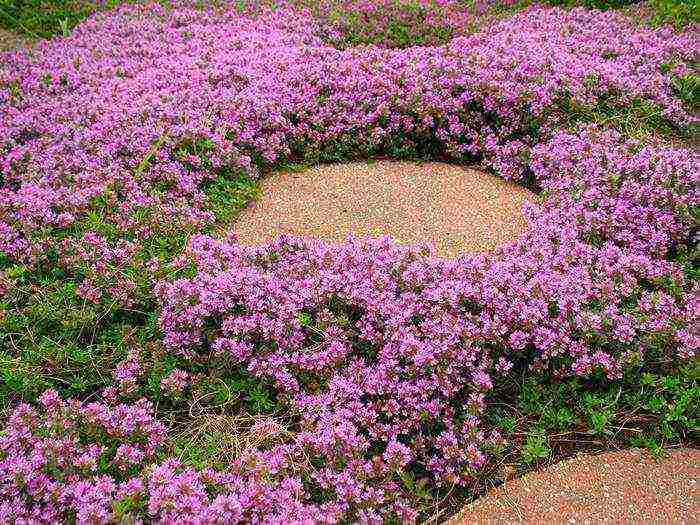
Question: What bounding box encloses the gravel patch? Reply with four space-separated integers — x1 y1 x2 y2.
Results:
0 28 30 53
452 448 699 524
231 161 533 257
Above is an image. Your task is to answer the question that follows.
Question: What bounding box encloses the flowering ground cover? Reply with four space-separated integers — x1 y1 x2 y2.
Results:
0 0 698 522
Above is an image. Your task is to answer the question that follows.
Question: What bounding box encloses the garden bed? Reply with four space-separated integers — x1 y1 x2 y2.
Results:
0 0 697 523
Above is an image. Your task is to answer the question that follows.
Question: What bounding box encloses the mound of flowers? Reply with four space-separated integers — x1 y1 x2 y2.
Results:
0 1 698 523
154 128 697 522
0 2 694 266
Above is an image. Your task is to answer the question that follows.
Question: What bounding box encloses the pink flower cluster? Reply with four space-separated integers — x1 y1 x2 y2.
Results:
0 390 360 523
114 348 144 395
0 390 165 523
160 368 189 396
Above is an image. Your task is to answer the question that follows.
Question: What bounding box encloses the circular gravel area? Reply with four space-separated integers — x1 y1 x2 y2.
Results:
232 161 533 257
453 448 699 523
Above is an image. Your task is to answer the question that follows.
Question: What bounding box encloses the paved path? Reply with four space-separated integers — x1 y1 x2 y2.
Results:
232 161 533 257
453 448 699 524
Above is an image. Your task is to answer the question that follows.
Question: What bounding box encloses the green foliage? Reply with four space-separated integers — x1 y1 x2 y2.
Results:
0 1 162 38
202 170 259 225
0 269 154 409
554 94 687 140
0 0 95 38
542 406 575 431
194 370 279 415
671 74 699 111
629 434 664 458
0 198 188 411
488 358 698 472
646 0 699 30
586 407 615 435
496 414 518 435
520 432 551 464
399 471 433 509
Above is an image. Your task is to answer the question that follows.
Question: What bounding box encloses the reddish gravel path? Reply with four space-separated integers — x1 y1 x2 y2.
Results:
232 161 533 257
453 448 699 524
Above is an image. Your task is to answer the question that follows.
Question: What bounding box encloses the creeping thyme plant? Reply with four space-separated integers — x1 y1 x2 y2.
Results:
0 0 698 522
